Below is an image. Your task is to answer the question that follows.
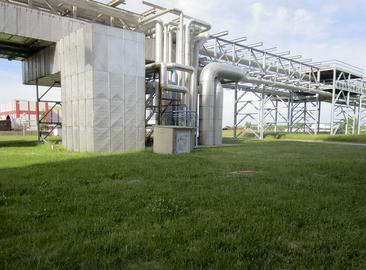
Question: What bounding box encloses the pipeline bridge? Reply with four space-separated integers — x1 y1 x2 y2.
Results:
0 0 365 152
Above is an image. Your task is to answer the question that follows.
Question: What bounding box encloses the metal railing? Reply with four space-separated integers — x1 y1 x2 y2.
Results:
162 110 196 128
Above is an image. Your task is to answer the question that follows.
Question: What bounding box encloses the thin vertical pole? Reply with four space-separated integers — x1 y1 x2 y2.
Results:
358 95 363 135
36 78 40 142
274 98 278 133
157 73 162 125
345 91 350 135
352 104 357 135
303 99 307 133
330 68 336 135
234 83 238 138
316 99 321 135
259 88 265 140
287 93 293 133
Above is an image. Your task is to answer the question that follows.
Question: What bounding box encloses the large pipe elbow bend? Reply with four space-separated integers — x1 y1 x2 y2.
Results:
199 63 245 95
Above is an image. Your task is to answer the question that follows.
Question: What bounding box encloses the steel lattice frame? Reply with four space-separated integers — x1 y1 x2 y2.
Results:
201 35 320 92
289 97 321 134
200 35 366 138
330 69 363 135
232 84 293 139
35 80 62 143
358 96 366 134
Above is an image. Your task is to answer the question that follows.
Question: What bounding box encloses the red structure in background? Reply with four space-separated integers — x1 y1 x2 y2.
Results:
0 100 61 130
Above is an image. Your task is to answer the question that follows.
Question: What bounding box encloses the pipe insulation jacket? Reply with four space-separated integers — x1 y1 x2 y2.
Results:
155 21 163 62
199 62 332 146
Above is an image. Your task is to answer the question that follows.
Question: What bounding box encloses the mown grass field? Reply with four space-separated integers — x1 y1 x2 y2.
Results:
276 133 366 143
1 136 366 269
223 129 366 144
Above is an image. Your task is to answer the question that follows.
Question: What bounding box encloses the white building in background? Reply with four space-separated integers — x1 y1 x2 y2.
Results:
0 99 61 131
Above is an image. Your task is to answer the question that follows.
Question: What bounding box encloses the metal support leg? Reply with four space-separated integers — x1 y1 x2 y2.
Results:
358 95 363 135
352 104 357 135
330 69 336 135
234 83 238 138
287 93 293 133
36 79 40 142
345 92 350 135
259 88 265 140
303 99 307 133
316 100 321 134
274 99 278 133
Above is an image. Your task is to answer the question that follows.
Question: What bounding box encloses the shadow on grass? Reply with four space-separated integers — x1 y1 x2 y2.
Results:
0 149 222 268
0 140 39 148
1 142 366 269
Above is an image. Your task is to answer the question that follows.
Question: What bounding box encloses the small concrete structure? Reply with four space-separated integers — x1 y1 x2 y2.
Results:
153 126 194 154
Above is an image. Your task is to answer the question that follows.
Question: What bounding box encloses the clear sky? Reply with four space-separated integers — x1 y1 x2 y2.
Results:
1 0 365 125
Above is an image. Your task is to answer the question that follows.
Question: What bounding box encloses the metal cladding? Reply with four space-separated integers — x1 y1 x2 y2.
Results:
60 24 145 152
0 1 85 43
0 0 365 151
1 1 145 152
199 63 243 145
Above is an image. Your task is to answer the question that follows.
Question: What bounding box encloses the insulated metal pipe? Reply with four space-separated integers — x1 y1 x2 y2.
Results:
146 62 193 93
199 63 244 145
155 21 163 62
163 24 169 62
191 33 210 114
200 48 315 81
199 62 333 146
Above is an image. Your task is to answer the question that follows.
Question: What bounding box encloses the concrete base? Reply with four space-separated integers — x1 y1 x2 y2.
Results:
153 126 194 154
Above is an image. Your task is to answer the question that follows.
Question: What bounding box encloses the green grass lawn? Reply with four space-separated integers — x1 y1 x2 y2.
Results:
1 136 366 269
223 129 366 144
276 133 366 144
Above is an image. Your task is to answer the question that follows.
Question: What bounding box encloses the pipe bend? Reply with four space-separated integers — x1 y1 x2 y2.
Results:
199 63 245 98
200 63 244 82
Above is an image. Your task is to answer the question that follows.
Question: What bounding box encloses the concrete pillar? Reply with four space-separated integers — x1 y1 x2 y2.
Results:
59 24 145 152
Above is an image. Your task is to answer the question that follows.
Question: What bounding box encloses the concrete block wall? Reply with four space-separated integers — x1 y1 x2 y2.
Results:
60 24 145 152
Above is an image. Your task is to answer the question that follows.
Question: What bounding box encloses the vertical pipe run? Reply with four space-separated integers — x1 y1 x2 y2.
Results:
168 25 173 63
215 82 224 144
155 21 163 63
184 21 192 109
163 24 169 62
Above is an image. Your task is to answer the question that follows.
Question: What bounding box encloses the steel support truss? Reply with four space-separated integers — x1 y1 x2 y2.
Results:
289 97 321 134
358 96 366 134
36 79 62 143
233 84 296 139
201 35 321 92
201 36 366 138
330 69 362 135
